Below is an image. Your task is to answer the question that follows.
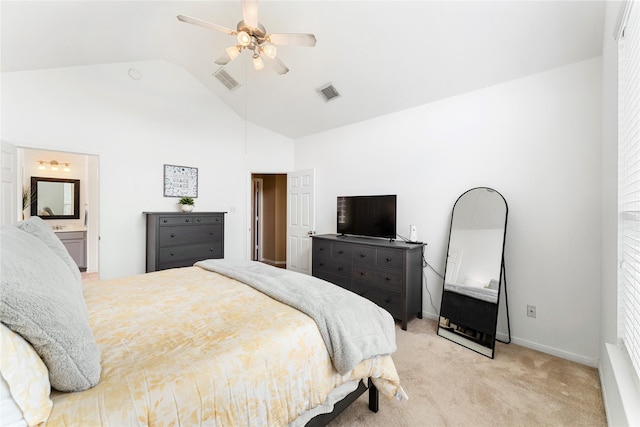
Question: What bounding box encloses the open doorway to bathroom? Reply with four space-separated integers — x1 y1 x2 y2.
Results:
251 173 287 268
20 148 100 281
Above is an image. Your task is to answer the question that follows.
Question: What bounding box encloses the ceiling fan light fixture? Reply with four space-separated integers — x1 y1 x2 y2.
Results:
252 54 265 70
225 45 242 61
237 30 251 47
262 44 277 59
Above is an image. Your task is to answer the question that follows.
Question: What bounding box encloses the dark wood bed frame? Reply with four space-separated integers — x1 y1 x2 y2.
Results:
305 378 379 426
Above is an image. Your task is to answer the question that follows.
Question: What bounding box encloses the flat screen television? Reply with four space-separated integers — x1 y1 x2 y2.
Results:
337 195 397 239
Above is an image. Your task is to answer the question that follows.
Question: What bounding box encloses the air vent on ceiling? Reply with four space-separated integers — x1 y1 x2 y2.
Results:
213 68 241 91
317 84 340 102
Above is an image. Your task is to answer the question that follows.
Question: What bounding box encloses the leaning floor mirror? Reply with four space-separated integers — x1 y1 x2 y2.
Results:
437 187 508 358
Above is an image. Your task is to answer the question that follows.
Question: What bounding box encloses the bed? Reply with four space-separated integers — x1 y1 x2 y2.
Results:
440 280 499 337
0 217 405 426
443 280 498 304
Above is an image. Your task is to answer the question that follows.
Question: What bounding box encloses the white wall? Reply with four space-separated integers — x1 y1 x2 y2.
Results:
1 60 294 279
295 57 603 365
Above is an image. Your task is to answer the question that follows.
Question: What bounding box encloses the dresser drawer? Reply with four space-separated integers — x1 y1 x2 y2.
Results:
313 240 332 259
351 265 403 291
158 224 222 246
158 215 196 226
351 281 402 318
332 243 352 261
313 257 352 278
158 242 222 263
352 246 376 266
55 231 86 240
192 215 224 225
313 270 351 291
377 248 404 270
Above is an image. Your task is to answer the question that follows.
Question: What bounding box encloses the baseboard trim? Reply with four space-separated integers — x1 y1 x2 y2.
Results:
421 310 598 367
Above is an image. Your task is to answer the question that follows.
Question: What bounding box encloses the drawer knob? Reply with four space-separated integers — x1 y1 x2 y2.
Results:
210 231 214 235
319 262 324 266
385 277 391 281
319 247 324 251
185 218 190 223
170 252 175 256
386 257 392 262
385 297 392 304
209 248 214 252
360 254 366 258
338 266 343 271
197 218 202 222
360 271 366 276
170 233 175 238
216 218 220 222
339 250 344 254
163 219 168 223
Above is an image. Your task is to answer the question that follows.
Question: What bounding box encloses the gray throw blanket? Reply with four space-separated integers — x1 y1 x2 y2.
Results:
195 259 397 375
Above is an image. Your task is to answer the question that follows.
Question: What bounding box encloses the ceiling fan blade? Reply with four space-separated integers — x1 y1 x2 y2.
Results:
177 15 236 35
267 33 317 47
242 0 259 29
265 56 289 75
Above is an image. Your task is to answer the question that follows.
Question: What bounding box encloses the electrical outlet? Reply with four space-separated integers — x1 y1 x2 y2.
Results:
527 305 536 318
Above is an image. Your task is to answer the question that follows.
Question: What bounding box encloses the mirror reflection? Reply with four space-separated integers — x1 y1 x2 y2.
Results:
437 187 508 358
30 177 80 220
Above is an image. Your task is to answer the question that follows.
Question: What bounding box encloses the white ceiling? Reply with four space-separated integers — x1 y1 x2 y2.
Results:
1 1 606 139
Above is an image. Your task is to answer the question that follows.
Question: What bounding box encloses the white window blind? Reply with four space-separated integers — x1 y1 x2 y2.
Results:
619 1 640 379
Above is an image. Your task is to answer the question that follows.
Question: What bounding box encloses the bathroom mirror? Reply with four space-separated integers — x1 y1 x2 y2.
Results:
437 187 508 358
30 176 80 220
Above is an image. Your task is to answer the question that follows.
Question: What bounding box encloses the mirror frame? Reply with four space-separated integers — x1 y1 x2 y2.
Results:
30 176 81 220
437 187 508 358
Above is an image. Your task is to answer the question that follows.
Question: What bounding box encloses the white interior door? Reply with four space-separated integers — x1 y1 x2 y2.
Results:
287 169 315 274
1 141 18 225
446 248 464 283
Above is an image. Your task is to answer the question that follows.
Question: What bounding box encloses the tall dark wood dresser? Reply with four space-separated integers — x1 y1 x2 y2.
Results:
144 212 225 272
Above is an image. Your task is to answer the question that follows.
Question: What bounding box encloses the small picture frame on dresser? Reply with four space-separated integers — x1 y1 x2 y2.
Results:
163 164 198 198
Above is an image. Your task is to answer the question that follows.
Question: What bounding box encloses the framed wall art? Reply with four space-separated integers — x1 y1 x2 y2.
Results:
163 164 198 198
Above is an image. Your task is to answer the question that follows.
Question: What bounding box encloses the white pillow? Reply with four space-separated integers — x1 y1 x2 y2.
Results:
0 324 52 426
486 279 500 290
0 374 27 427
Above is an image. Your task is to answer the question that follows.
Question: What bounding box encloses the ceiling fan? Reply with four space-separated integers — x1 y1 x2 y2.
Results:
177 0 316 75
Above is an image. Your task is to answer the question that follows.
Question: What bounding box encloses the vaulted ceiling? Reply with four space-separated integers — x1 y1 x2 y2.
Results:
1 1 606 139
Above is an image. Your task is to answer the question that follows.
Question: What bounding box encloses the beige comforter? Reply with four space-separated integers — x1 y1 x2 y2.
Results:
45 266 402 426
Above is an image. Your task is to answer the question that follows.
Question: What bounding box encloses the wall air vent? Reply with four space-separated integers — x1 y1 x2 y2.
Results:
213 68 241 92
317 84 340 102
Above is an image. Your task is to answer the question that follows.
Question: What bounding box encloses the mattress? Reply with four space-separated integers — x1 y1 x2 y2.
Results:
444 282 498 304
45 266 402 426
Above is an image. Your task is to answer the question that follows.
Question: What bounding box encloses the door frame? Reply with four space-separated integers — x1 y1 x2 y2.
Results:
18 146 101 277
251 177 264 262
246 171 287 262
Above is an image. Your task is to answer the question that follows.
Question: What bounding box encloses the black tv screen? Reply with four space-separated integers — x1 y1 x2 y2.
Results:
337 195 397 239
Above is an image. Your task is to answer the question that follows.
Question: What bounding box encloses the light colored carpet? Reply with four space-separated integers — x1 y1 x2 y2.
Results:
331 318 606 426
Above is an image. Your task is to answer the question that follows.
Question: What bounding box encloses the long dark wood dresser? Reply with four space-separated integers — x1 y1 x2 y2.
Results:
311 234 425 330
